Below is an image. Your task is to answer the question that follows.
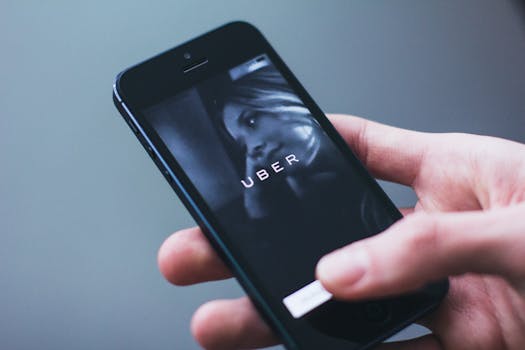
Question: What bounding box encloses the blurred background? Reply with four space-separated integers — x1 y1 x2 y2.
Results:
2 1 525 349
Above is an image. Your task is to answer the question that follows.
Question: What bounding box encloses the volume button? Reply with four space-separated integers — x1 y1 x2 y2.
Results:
163 168 173 183
125 116 139 134
147 146 156 160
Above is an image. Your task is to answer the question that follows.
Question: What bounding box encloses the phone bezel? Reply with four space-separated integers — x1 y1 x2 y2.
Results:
113 21 448 349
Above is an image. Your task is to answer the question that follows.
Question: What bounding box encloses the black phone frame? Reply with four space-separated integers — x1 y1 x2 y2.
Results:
113 21 448 350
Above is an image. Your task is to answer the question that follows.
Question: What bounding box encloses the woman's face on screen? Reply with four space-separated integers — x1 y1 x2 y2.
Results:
223 102 321 169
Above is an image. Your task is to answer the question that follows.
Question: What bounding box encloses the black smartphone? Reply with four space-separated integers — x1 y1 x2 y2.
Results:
112 22 448 349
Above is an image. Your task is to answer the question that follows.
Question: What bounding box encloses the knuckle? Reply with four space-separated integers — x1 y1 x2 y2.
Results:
404 213 441 253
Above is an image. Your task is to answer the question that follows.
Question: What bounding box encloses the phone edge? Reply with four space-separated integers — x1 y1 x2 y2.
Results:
112 83 300 349
111 20 449 349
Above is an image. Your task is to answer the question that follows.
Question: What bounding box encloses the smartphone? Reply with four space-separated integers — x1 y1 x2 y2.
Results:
112 22 448 349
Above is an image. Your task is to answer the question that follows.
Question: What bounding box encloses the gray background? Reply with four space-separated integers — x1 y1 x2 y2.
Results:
2 1 525 349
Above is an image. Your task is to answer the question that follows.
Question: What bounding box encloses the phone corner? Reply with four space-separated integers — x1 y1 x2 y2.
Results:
112 67 135 106
223 20 263 36
112 77 123 106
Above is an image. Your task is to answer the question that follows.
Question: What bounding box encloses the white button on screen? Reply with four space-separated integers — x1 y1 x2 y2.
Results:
283 280 332 319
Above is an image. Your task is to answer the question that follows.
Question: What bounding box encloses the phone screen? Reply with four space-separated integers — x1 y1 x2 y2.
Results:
140 54 412 345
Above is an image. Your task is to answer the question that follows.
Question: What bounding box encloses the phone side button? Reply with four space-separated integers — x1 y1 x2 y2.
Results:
124 117 139 134
163 169 173 184
147 146 157 160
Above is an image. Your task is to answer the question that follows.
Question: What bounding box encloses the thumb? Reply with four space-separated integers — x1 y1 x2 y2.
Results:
316 204 525 299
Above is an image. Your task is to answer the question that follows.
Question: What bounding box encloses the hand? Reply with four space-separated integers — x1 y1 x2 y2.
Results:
158 114 525 349
315 115 525 349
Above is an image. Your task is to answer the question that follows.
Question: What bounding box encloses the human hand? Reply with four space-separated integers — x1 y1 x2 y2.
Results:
315 115 525 349
158 114 525 349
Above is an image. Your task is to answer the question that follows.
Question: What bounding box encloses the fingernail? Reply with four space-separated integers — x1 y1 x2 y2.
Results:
316 247 368 289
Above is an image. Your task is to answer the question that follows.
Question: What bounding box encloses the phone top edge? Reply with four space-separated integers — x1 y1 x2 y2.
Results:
113 21 263 97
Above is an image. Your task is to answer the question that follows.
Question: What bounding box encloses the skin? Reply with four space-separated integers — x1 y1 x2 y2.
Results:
158 114 525 349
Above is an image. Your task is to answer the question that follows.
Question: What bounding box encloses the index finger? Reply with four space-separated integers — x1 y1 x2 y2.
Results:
328 114 428 186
